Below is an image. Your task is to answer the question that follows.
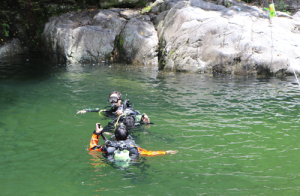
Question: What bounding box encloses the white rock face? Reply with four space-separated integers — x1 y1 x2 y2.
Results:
156 0 300 74
41 0 300 75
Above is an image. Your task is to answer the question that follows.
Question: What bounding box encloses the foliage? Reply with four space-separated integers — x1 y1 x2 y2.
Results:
2 23 10 37
276 0 290 14
224 0 232 8
169 51 175 58
119 35 125 51
141 6 151 14
0 0 95 49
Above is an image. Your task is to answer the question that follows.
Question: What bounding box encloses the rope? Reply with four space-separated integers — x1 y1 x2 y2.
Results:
293 69 300 88
112 113 128 133
98 109 106 118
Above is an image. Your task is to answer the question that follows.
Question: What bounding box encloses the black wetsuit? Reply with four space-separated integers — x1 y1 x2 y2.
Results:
90 130 140 161
102 140 140 161
88 131 167 158
108 108 142 127
83 104 123 114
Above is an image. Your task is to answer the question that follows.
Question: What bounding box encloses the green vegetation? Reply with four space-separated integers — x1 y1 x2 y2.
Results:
224 0 232 8
141 6 151 14
0 0 101 50
1 23 10 37
119 35 125 51
169 50 175 58
0 0 152 51
276 0 290 14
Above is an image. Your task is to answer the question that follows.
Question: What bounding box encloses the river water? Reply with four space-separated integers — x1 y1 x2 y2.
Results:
1 54 300 195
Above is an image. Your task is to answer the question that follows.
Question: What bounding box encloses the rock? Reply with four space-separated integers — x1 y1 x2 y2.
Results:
149 0 185 13
118 18 158 65
156 0 300 75
293 10 300 17
283 0 300 13
120 9 139 19
190 0 225 11
0 39 25 58
91 10 126 35
41 10 126 64
41 9 159 65
40 0 300 75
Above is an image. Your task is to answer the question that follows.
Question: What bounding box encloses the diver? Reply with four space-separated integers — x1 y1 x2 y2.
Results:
109 108 151 130
88 123 177 162
76 91 150 124
77 91 124 116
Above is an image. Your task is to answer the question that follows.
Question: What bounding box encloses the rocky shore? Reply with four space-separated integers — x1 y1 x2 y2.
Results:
2 0 300 75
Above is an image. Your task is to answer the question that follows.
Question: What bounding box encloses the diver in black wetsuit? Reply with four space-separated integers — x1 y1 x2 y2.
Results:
76 91 151 124
109 108 152 128
77 91 124 116
89 123 177 162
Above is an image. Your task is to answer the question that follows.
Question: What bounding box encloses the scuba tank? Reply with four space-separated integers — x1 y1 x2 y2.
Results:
113 141 131 167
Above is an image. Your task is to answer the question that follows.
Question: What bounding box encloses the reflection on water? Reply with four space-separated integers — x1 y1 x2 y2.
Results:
1 54 300 195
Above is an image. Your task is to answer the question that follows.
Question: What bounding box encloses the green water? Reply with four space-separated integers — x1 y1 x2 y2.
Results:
1 55 300 195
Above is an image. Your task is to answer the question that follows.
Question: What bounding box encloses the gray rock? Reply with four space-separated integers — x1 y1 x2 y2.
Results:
150 0 164 13
41 10 126 64
190 0 225 11
41 9 159 65
149 0 186 13
118 18 158 65
0 39 25 58
120 10 139 20
91 10 126 35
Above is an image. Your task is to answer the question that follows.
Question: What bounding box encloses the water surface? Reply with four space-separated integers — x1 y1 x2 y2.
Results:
1 55 300 195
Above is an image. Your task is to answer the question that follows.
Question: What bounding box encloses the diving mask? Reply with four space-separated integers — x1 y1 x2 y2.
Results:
108 96 119 103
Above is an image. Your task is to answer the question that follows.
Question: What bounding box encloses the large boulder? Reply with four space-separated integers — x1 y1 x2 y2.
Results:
156 0 300 75
117 18 159 65
41 9 159 65
41 10 126 64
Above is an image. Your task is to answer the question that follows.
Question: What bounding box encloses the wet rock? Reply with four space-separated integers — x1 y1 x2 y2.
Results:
0 39 25 58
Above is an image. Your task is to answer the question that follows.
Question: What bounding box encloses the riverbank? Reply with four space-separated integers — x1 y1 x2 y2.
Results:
1 0 300 76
